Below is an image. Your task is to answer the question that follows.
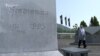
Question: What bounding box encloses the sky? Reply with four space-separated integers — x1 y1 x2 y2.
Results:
56 0 100 28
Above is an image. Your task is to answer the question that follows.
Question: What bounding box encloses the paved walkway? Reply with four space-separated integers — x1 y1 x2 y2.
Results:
58 39 100 56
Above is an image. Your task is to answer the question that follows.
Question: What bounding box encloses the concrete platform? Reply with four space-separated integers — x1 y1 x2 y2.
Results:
58 39 100 56
60 47 90 56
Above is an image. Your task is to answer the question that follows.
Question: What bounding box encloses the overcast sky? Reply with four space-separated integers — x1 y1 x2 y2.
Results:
56 0 100 28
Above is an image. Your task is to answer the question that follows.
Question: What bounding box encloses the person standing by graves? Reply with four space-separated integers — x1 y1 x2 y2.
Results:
78 25 87 48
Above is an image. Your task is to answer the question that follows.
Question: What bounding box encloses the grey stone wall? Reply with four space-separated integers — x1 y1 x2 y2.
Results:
74 32 100 43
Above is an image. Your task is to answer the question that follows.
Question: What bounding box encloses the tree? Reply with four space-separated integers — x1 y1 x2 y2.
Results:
90 16 99 26
80 20 87 27
90 17 94 26
93 16 99 26
73 24 78 29
72 24 78 32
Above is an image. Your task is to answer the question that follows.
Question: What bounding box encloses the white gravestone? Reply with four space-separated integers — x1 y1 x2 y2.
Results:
0 0 63 56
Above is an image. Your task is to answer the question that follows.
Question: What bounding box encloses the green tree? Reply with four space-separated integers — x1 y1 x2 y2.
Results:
80 20 87 27
73 24 78 29
72 24 78 33
90 16 99 26
90 17 94 26
93 16 99 26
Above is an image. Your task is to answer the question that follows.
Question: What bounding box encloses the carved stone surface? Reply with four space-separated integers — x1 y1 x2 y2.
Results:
0 0 58 52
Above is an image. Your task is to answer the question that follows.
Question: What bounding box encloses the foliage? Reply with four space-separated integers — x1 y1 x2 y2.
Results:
80 20 87 27
73 24 78 29
90 17 94 26
90 16 99 26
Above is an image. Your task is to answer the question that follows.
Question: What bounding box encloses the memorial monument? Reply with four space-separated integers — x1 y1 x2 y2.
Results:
0 0 63 56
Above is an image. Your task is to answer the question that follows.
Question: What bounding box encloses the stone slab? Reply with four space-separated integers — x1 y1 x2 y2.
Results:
61 47 89 53
60 47 90 56
0 0 57 52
